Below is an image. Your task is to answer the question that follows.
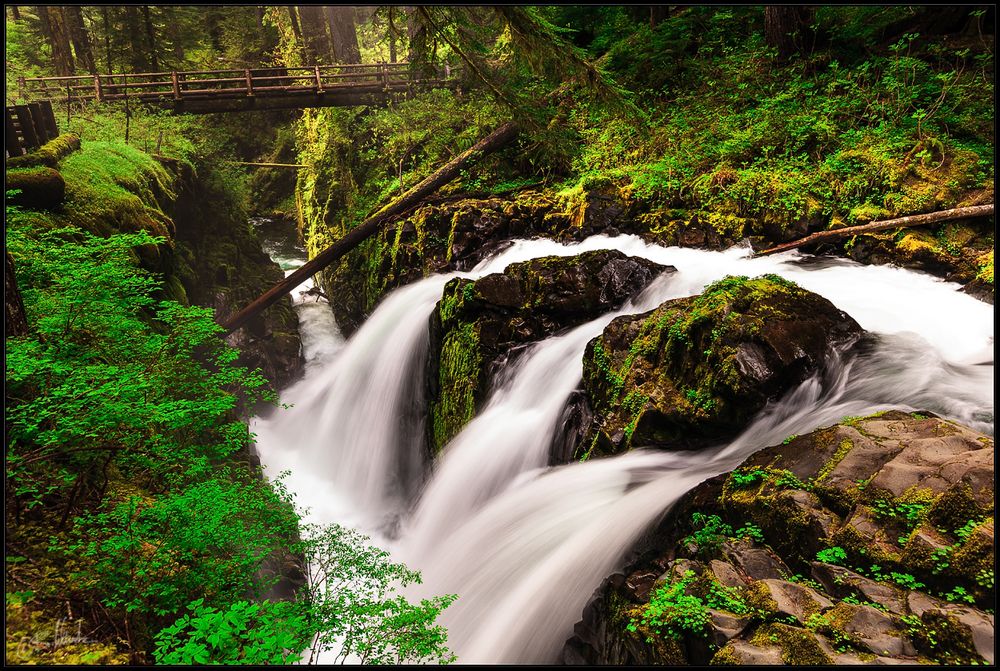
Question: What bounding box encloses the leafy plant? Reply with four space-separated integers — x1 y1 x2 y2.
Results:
815 546 848 565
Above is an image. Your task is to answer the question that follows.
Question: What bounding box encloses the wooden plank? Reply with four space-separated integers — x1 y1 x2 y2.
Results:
5 108 26 156
13 105 39 149
38 100 58 138
172 72 181 100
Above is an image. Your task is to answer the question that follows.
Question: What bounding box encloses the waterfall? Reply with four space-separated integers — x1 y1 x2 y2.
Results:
251 230 994 663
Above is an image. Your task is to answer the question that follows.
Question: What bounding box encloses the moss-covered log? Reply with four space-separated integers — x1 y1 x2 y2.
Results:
5 166 66 210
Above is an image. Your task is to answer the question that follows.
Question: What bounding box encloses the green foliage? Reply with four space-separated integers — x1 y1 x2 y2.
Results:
153 599 310 665
294 523 457 664
6 211 456 663
683 513 763 557
68 473 299 619
629 570 711 641
815 546 848 565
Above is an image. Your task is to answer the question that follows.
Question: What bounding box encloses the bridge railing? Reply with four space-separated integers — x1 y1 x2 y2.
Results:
16 62 457 105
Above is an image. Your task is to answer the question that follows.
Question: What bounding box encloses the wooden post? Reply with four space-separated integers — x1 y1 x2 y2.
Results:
94 74 104 101
17 77 25 102
381 62 389 88
39 100 58 137
5 107 26 156
314 65 323 93
13 105 39 149
245 69 254 96
171 71 181 100
221 121 519 334
27 102 49 142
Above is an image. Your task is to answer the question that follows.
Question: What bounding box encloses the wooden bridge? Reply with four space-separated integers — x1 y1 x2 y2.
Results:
16 62 459 114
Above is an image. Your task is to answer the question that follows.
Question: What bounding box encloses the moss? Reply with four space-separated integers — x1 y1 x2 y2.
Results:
927 482 991 533
913 611 987 665
709 643 743 665
975 250 993 285
6 132 81 169
815 438 854 484
5 166 66 210
430 320 481 453
749 623 832 665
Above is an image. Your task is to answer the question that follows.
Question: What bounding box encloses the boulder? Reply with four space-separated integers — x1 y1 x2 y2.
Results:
427 250 671 453
5 167 66 210
580 274 863 454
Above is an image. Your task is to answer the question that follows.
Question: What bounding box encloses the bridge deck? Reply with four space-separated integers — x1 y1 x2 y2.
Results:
17 62 459 113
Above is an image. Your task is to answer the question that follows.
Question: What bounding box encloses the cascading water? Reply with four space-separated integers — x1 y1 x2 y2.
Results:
251 227 993 664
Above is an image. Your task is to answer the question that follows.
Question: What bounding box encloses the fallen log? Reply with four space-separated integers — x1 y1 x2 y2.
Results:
754 204 995 257
221 120 518 334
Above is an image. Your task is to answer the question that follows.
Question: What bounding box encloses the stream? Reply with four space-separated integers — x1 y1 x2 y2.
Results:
250 219 993 664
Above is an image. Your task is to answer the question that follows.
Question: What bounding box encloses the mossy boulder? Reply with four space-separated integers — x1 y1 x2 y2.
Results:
563 411 995 666
5 167 66 210
427 249 670 454
580 275 863 456
6 132 81 169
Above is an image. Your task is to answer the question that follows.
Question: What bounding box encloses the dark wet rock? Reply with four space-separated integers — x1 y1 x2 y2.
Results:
811 562 908 615
426 250 671 454
721 539 790 581
562 411 995 666
579 274 863 455
751 579 833 625
709 559 747 587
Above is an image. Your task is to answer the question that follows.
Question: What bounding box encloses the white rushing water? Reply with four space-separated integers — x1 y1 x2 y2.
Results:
252 231 994 664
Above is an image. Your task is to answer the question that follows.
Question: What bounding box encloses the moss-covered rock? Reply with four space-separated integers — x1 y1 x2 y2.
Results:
427 249 670 453
563 411 994 666
580 275 863 456
6 132 81 169
5 166 66 210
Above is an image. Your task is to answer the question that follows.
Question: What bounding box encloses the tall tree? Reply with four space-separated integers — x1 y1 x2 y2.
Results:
39 6 75 75
9 5 21 21
325 6 361 63
764 6 814 60
141 6 160 71
65 6 97 75
123 6 150 72
298 5 331 63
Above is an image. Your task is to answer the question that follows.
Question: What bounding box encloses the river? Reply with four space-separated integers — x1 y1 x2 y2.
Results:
251 219 994 663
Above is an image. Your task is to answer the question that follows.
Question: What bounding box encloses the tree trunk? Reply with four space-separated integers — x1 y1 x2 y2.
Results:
142 6 159 71
222 121 520 334
41 7 75 76
287 6 303 43
388 7 398 62
123 6 148 72
755 205 996 257
764 6 813 60
325 6 361 63
10 5 20 21
298 5 331 64
650 6 669 28
5 253 28 338
65 6 97 75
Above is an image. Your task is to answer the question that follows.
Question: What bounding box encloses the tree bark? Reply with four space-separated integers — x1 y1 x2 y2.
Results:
287 6 303 44
298 5 331 63
65 6 97 75
326 6 361 63
221 121 519 334
141 6 159 71
10 5 21 21
755 205 996 257
5 253 28 338
123 6 148 72
101 6 113 73
764 6 813 60
41 7 75 76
